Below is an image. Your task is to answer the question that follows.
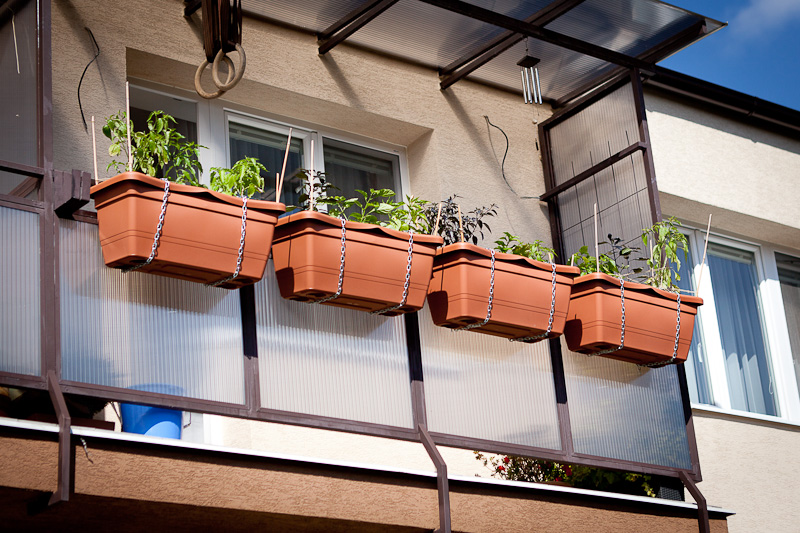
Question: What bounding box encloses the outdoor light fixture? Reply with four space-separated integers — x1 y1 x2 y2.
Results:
518 39 542 105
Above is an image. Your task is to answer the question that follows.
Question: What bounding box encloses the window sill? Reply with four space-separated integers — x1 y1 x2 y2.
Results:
691 403 800 429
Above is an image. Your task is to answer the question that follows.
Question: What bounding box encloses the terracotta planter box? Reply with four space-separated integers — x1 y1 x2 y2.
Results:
90 172 285 289
563 273 703 365
272 211 443 315
426 243 581 341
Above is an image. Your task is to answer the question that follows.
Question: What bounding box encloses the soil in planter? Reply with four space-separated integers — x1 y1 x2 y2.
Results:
427 243 580 341
272 211 442 316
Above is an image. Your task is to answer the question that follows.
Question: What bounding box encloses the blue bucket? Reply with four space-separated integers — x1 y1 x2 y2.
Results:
120 384 183 439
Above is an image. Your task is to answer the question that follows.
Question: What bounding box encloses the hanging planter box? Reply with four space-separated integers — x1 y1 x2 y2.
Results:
426 243 581 341
272 211 443 316
563 273 703 365
90 172 285 289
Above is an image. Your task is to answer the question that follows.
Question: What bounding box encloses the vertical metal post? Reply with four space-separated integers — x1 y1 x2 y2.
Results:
418 424 451 533
47 371 73 505
404 312 428 428
240 285 261 414
679 471 710 533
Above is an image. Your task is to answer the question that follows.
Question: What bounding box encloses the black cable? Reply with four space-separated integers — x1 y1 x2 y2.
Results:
483 115 537 199
78 27 101 132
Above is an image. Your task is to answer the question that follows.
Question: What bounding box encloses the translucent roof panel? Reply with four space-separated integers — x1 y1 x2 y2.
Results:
245 0 724 104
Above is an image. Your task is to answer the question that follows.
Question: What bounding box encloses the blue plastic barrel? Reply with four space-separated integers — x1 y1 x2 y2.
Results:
120 384 183 439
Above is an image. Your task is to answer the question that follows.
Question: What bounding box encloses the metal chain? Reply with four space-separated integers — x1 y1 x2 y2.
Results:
510 261 558 343
372 230 414 315
639 292 682 369
209 196 249 287
457 249 496 331
589 278 625 357
123 179 170 273
313 216 347 304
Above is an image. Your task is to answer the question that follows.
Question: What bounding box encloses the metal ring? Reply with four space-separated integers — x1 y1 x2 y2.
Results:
194 55 234 99
212 43 246 92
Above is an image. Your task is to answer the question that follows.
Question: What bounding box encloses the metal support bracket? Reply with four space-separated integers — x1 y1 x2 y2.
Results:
53 169 91 218
46 370 73 506
679 471 710 533
418 423 451 533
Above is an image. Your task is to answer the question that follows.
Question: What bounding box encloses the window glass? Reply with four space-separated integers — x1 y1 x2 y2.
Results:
776 252 800 395
675 243 712 405
708 243 777 416
228 121 303 205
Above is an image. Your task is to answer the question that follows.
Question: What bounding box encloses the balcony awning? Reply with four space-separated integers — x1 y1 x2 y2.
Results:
241 0 725 106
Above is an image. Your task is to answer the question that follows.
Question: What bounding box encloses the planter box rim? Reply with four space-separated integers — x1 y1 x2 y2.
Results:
91 171 286 213
278 210 444 245
574 272 703 305
437 242 581 275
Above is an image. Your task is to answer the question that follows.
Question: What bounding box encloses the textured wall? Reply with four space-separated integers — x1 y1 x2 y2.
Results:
692 411 800 533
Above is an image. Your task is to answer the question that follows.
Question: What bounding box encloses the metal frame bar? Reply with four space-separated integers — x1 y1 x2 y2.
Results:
438 0 584 90
419 423 451 533
317 0 401 55
680 471 710 533
46 371 72 505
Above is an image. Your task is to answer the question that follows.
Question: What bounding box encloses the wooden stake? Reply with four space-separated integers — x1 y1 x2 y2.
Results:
696 213 712 294
125 81 132 172
309 138 315 211
276 127 293 202
593 203 599 273
432 201 442 236
457 204 465 243
91 116 98 183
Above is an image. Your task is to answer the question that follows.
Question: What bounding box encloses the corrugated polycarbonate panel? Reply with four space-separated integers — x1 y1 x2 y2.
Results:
0 207 40 376
255 268 414 428
59 221 245 404
418 306 561 450
563 348 692 469
549 83 640 186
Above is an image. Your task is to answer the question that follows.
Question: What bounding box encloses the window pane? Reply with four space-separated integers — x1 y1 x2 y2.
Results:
708 243 777 416
0 0 38 168
675 241 712 405
228 122 303 206
776 252 800 396
0 206 40 376
322 139 399 214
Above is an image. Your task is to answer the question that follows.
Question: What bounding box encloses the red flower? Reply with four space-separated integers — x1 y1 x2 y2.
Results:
503 456 510 464
497 465 505 472
555 477 562 482
564 466 572 476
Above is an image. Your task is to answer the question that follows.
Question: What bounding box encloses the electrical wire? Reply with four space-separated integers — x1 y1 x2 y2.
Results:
483 115 537 199
78 27 101 132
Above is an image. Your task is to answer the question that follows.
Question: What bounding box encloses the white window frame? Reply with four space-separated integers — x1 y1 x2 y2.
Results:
681 224 800 423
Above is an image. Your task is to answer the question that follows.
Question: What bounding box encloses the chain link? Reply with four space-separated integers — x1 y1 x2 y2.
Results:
589 278 625 357
313 216 347 304
510 261 558 343
123 179 170 273
457 249 496 331
639 292 682 368
372 230 414 315
209 196 249 287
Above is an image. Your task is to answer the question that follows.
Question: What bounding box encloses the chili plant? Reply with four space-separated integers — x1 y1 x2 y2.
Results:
209 156 266 198
424 195 497 246
494 232 556 262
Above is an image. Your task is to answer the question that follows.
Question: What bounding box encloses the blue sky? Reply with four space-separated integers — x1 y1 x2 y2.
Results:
660 0 800 111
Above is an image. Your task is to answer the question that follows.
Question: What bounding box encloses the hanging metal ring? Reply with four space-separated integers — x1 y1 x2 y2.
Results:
212 43 245 92
194 55 235 99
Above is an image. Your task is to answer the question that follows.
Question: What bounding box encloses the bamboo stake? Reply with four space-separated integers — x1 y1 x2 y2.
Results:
125 81 132 172
276 127 293 202
432 202 442 236
696 213 712 294
457 204 465 243
593 203 599 273
91 116 98 183
309 138 315 211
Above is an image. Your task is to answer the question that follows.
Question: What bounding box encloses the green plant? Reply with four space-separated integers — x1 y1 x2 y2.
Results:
494 232 555 262
639 217 688 292
474 452 656 498
209 156 266 197
424 195 497 246
569 246 622 276
103 110 204 186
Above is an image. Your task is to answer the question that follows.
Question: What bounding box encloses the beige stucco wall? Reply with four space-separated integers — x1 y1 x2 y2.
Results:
692 410 800 533
645 90 800 250
52 0 553 248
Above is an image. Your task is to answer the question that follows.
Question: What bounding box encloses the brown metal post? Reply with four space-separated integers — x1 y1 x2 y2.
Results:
47 371 73 505
418 423 451 533
679 471 710 533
